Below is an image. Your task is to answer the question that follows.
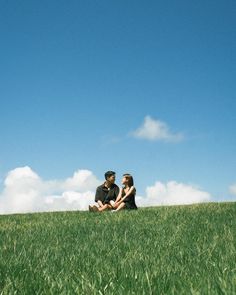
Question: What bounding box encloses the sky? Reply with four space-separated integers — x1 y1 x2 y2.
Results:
0 0 236 213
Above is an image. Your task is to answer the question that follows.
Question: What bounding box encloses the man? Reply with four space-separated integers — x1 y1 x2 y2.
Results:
89 171 119 212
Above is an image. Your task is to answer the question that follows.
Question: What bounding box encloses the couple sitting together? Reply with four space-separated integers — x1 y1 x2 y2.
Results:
89 171 137 212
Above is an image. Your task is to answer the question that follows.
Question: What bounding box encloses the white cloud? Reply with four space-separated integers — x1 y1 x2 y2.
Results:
44 191 95 211
0 166 100 214
229 184 236 195
132 116 184 142
63 170 100 192
136 181 211 207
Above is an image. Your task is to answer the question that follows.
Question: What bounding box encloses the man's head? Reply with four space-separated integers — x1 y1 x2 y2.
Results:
104 171 116 184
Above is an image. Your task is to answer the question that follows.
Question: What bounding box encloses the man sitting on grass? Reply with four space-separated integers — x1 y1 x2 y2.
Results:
89 171 119 212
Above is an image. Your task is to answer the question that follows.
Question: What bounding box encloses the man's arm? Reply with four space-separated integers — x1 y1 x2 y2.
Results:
105 185 120 203
95 187 101 202
95 186 106 207
114 185 120 199
115 187 122 203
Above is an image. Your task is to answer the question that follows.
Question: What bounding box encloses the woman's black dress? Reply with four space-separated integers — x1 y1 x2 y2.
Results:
122 189 137 210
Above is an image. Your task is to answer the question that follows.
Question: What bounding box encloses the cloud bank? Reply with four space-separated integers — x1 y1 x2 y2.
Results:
0 166 100 214
136 181 211 207
132 116 184 142
229 184 236 195
0 166 211 214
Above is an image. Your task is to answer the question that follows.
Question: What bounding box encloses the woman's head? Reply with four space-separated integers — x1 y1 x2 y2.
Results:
122 173 134 187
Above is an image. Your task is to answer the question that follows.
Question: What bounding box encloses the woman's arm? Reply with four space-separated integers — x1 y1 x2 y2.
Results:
121 186 135 202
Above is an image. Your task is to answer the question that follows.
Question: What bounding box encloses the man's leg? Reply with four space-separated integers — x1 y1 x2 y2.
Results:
98 203 113 211
97 200 103 208
89 200 103 212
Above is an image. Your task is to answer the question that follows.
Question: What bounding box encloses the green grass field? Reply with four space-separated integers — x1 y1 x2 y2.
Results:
0 202 236 294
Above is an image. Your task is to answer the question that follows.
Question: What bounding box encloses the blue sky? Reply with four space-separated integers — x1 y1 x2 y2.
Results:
0 0 236 205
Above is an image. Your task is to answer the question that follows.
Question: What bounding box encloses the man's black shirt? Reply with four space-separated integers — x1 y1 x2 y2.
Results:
95 183 119 204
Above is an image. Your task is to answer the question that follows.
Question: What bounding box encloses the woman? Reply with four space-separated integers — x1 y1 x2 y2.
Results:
111 173 138 211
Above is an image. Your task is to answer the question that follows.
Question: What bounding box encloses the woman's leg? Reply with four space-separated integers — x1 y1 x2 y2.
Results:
113 199 125 209
115 202 126 211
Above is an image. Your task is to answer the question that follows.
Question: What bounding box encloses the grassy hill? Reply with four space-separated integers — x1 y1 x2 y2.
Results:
0 202 236 294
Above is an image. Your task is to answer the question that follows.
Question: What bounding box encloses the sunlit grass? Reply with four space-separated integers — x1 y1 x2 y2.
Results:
0 202 236 294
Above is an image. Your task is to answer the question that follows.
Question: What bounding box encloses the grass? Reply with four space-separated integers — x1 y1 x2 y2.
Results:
0 202 236 294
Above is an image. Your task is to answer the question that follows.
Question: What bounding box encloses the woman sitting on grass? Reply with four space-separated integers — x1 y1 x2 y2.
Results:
111 174 137 211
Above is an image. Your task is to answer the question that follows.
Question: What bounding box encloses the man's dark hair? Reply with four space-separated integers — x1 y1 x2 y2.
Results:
104 171 116 180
